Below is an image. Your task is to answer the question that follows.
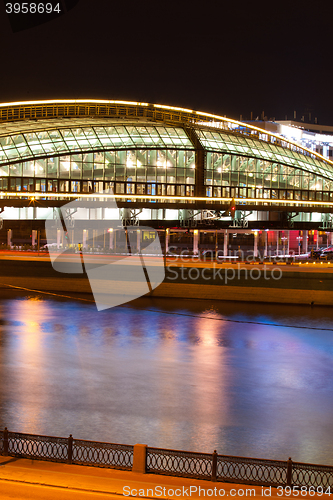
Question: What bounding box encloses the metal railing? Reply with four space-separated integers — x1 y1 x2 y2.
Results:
216 454 289 486
71 438 133 469
146 447 333 488
1 428 133 470
147 447 213 480
1 428 333 488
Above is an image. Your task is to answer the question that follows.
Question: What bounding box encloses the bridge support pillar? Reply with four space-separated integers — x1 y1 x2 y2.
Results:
193 230 199 255
264 231 268 257
302 230 308 254
254 231 258 258
7 229 12 247
224 230 228 257
137 229 141 253
165 228 169 254
57 229 62 249
32 230 37 247
108 229 114 250
82 229 88 250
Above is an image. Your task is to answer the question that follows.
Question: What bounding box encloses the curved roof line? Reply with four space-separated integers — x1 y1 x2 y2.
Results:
0 99 331 167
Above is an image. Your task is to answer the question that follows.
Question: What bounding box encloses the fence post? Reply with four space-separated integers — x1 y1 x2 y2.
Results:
287 457 292 486
211 450 217 481
3 428 8 456
132 444 147 473
68 434 73 464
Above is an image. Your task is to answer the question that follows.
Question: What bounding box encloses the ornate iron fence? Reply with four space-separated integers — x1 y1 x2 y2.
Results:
147 448 333 488
72 438 133 469
7 430 69 462
0 430 3 454
292 462 333 489
0 428 133 470
147 447 213 479
1 429 333 489
216 454 288 486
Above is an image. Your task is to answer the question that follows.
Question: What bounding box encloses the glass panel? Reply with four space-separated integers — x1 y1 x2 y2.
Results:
136 167 146 182
0 165 9 176
71 159 81 179
115 165 125 181
71 181 80 192
59 180 69 192
147 167 156 182
176 168 185 183
48 130 62 141
9 164 22 176
6 148 20 159
23 162 35 177
148 150 157 165
116 182 124 194
59 157 70 178
104 164 115 181
167 168 176 183
47 157 58 178
185 168 195 184
92 163 102 180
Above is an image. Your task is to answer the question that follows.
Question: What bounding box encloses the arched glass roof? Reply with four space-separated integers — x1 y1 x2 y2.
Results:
0 122 193 166
0 99 332 184
196 128 333 180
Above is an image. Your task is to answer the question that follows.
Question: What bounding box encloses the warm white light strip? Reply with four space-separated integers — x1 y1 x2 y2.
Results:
153 104 194 113
0 99 332 167
2 191 333 208
0 99 149 108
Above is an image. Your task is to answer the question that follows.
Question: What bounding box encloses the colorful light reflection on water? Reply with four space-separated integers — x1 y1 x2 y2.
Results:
0 295 333 465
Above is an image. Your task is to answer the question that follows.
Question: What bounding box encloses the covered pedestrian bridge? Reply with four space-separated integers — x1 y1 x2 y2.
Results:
0 100 332 238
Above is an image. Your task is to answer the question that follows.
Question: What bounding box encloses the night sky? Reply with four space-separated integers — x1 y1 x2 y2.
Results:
1 0 333 124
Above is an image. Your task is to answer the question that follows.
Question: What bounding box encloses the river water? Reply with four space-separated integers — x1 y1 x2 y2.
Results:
0 292 333 465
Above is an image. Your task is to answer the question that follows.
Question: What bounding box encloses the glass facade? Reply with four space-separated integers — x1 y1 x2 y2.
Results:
205 152 333 201
0 114 333 205
197 128 333 179
0 124 193 164
0 149 196 196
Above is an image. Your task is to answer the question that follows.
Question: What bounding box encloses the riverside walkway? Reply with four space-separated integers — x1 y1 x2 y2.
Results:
0 251 333 305
0 456 320 499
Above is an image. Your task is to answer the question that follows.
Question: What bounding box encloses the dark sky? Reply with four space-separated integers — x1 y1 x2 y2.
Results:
1 0 333 124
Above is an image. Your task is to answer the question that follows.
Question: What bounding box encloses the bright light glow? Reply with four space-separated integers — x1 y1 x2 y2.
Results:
3 191 333 208
154 104 193 113
61 161 70 171
0 99 149 108
0 99 332 167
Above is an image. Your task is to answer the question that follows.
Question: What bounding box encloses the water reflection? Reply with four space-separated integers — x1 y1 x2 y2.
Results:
0 295 333 465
